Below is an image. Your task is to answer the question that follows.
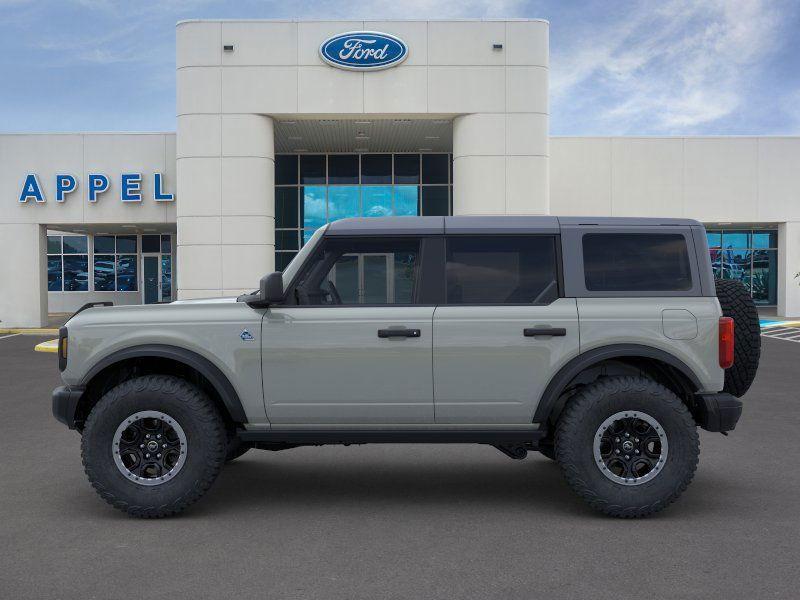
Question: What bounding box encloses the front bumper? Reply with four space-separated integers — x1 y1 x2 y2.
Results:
52 385 85 430
694 392 743 433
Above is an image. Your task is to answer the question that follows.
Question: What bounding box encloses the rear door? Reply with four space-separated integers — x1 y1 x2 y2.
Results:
432 235 579 424
262 235 436 424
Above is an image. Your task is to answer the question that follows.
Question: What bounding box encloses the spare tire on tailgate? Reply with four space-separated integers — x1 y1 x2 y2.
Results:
715 279 761 397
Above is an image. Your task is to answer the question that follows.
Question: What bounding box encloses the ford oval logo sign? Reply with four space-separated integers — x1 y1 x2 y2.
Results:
320 31 408 71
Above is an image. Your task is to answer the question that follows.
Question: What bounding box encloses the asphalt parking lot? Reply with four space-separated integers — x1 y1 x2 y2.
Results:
1 333 798 599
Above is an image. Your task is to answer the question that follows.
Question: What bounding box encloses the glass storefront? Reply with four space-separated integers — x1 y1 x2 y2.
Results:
707 228 778 305
47 232 174 302
274 153 453 270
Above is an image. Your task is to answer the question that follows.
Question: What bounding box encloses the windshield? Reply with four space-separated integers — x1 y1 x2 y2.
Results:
280 225 327 286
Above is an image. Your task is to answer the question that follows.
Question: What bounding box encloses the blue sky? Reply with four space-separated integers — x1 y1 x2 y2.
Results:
0 0 798 135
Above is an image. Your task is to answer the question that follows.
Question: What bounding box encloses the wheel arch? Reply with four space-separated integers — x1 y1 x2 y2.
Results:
76 345 247 429
533 344 702 427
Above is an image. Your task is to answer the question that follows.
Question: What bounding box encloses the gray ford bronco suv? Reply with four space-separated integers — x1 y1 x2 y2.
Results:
52 216 760 518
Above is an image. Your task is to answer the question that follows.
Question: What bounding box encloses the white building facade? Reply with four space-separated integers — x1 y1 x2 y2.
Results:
1 19 799 327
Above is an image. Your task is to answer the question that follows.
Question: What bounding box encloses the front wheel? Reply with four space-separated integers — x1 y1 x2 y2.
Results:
81 375 227 518
555 376 699 518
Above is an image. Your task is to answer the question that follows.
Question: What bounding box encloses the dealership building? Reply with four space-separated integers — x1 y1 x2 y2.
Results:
1 18 799 327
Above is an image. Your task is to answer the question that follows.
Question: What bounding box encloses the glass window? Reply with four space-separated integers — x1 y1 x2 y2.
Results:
296 238 420 305
327 186 360 222
706 232 721 249
721 248 751 291
583 233 692 292
161 235 172 254
276 230 299 251
161 255 172 301
116 235 137 254
752 249 777 304
421 186 449 216
63 255 89 291
141 234 160 253
275 187 299 229
361 154 391 184
722 230 749 249
394 154 420 184
47 256 62 291
94 235 115 253
422 154 449 184
446 236 558 304
362 186 392 217
62 235 88 254
394 186 419 216
275 155 298 185
116 255 137 291
93 255 116 291
302 186 327 229
276 252 297 272
47 235 61 254
328 155 359 184
300 155 325 184
752 230 777 249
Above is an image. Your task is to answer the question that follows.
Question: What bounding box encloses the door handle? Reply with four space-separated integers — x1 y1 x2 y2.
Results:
378 328 421 339
524 327 567 337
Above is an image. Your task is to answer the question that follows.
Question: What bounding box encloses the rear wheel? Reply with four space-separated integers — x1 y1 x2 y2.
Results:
555 376 699 518
81 375 226 518
715 278 761 397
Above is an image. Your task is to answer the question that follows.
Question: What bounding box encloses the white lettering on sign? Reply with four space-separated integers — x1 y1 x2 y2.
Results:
338 38 390 61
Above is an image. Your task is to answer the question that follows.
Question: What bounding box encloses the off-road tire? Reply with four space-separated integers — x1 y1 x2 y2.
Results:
715 278 761 397
555 376 699 518
81 375 226 518
225 436 251 462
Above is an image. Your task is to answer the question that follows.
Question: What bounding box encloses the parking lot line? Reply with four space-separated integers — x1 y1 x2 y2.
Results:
0 333 21 341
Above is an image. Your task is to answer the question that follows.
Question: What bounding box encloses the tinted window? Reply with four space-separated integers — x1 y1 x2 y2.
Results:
361 154 391 184
141 234 160 253
422 154 449 184
275 155 298 185
583 233 692 292
445 236 558 304
296 238 420 305
328 155 358 184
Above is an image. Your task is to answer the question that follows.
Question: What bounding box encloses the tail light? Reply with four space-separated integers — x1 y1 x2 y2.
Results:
719 317 734 369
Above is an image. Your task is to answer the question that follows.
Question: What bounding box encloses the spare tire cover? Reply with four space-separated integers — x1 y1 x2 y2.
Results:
715 279 761 397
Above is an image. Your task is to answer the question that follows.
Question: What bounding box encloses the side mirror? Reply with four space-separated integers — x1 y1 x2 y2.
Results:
259 271 284 305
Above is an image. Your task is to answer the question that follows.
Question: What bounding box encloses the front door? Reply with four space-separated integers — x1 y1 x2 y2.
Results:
142 255 160 304
433 235 580 424
262 236 435 424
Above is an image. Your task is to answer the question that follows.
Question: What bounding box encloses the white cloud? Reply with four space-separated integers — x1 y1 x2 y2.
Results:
551 0 790 133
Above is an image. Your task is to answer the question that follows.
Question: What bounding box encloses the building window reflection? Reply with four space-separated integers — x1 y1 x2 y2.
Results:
274 153 453 270
47 235 89 292
707 228 777 305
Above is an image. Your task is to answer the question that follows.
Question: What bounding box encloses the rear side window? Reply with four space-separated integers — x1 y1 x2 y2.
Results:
583 233 692 292
445 236 559 304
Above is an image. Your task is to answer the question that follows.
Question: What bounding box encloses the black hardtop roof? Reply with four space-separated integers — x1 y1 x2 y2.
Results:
325 215 702 236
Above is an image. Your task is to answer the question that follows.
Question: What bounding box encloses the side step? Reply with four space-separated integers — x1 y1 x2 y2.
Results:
238 427 546 446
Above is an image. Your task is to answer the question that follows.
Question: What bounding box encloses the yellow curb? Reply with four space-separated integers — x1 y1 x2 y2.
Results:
34 339 59 353
0 328 59 335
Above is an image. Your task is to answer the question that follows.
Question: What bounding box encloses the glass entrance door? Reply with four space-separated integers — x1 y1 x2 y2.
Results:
142 255 160 304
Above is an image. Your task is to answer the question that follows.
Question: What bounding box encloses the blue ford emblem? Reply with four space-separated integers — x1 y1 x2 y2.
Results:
319 31 408 71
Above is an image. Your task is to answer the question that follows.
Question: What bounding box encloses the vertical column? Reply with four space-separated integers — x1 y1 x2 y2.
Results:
0 224 46 327
777 222 800 317
220 114 275 295
452 112 549 216
177 114 275 299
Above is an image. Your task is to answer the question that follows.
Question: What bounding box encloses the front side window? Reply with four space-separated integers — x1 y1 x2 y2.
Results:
295 238 420 305
583 233 692 292
445 236 559 304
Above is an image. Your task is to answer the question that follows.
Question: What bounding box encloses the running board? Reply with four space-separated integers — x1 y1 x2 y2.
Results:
237 427 546 446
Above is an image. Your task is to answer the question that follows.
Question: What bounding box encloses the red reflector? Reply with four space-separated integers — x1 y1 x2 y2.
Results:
719 317 734 369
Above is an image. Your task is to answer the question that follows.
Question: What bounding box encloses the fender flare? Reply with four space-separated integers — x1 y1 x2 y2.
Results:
80 344 248 424
532 344 702 424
